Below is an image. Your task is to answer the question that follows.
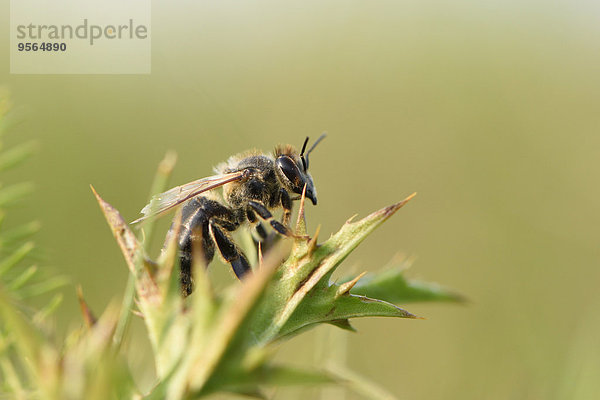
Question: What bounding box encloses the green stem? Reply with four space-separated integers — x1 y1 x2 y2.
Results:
113 273 135 349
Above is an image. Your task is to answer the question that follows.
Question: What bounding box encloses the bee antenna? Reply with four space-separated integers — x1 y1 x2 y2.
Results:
300 137 310 157
300 136 310 171
304 133 326 170
306 133 326 156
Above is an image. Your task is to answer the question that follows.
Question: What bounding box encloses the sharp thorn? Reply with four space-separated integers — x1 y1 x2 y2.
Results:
336 271 366 298
295 183 308 234
307 224 321 254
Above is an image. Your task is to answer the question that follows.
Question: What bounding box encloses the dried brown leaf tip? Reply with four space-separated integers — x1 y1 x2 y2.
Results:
77 286 97 329
368 192 417 222
90 185 141 274
91 185 160 303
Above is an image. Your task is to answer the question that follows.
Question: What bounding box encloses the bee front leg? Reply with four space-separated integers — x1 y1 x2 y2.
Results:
209 220 252 279
248 200 301 238
280 189 292 227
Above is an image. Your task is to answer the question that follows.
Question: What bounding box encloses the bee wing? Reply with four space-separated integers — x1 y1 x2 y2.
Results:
131 170 248 225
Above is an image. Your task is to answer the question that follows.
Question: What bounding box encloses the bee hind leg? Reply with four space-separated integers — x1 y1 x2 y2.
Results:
209 220 252 279
176 224 216 296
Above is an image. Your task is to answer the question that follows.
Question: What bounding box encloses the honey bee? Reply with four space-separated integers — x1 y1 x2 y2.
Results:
132 135 325 295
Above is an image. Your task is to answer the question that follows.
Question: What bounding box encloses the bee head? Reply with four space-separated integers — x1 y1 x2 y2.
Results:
274 134 326 206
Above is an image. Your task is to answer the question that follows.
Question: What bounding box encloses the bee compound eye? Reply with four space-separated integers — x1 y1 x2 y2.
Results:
276 156 303 190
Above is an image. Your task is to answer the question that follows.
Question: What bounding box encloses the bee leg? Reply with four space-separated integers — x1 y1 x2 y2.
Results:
177 227 214 296
280 189 292 227
256 222 269 241
248 200 296 238
246 208 269 242
209 220 251 279
173 197 241 293
253 189 292 252
248 207 276 255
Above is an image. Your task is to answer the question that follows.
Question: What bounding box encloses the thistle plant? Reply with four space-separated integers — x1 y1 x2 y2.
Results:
87 156 462 399
0 91 462 399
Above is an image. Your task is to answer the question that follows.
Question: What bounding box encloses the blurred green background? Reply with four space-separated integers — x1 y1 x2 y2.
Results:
2 0 600 398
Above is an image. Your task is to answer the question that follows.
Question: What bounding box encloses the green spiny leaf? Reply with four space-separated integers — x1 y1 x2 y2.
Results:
316 194 417 286
187 248 282 393
278 286 417 339
327 319 356 332
349 266 465 304
258 194 417 342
